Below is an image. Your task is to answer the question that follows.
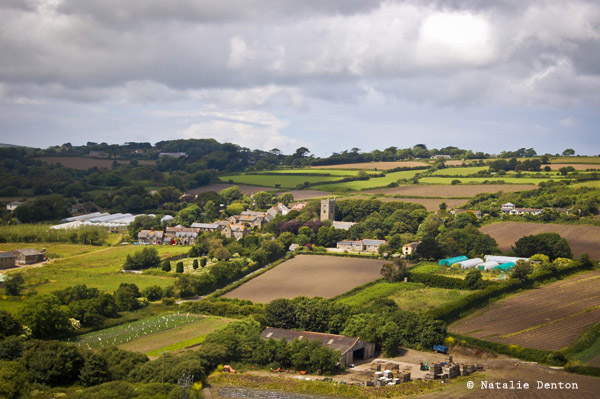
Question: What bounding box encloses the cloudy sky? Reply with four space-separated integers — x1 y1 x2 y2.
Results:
1 0 599 156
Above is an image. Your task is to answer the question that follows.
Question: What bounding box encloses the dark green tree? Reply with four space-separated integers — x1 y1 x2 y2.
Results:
17 295 70 339
0 310 22 338
114 283 142 311
4 273 25 296
176 261 184 273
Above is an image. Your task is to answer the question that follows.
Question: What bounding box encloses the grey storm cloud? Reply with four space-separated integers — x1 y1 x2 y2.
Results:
1 0 599 108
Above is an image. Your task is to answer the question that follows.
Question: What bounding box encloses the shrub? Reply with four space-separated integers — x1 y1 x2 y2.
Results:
161 260 171 272
193 259 199 269
176 261 184 273
122 247 161 270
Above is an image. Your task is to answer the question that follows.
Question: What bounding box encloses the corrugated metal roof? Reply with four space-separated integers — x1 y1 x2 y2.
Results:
260 327 361 355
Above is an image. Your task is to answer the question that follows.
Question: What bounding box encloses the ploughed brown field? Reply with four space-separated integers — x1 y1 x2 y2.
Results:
222 255 387 303
312 161 428 170
187 183 275 195
543 163 600 170
481 222 600 259
36 156 154 170
450 271 600 351
364 184 537 198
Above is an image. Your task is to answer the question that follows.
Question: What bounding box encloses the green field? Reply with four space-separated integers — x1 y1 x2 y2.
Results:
574 180 600 188
336 281 471 312
220 174 341 188
69 313 203 349
0 244 189 312
318 170 421 191
256 169 374 176
431 166 488 176
550 157 600 164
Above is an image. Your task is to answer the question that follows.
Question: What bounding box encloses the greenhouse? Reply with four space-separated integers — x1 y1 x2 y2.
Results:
439 255 468 266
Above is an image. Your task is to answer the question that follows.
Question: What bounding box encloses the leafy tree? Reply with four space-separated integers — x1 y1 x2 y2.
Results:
175 275 198 297
510 261 534 283
96 347 148 381
513 233 572 260
22 341 85 386
122 247 161 270
380 259 408 283
114 283 142 311
0 360 29 399
415 236 444 260
203 200 219 221
127 215 160 238
79 351 111 386
4 273 25 296
562 148 575 156
17 295 70 339
465 269 482 289
0 310 22 339
143 285 164 301
175 204 203 226
220 186 243 204
265 298 297 329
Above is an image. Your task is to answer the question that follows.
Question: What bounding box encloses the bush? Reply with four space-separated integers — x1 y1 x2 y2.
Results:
193 259 199 269
22 340 85 386
176 261 184 273
122 247 161 270
161 260 171 272
200 257 207 267
142 285 164 301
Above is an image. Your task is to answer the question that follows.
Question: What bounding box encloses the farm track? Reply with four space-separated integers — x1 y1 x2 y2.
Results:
222 255 387 303
450 271 600 351
364 184 536 198
480 222 600 259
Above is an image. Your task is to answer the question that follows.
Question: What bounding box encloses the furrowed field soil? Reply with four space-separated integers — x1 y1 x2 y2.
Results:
36 156 154 170
311 161 428 170
364 184 537 198
480 222 600 259
450 271 600 351
222 255 387 303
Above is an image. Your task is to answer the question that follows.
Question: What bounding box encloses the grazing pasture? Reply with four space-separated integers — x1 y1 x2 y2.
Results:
431 166 488 176
311 161 428 170
36 156 154 170
187 183 274 195
365 184 537 198
480 222 600 259
219 174 341 188
318 170 421 191
337 281 472 313
450 271 600 351
222 255 387 303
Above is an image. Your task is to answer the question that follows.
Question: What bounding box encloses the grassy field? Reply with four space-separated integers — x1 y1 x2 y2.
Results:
311 161 428 170
219 174 341 188
69 313 203 349
256 169 375 176
431 166 488 176
0 242 100 259
549 157 600 164
0 244 190 312
336 281 472 312
317 170 421 191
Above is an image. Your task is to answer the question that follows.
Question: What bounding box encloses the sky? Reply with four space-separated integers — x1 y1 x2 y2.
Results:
0 0 599 156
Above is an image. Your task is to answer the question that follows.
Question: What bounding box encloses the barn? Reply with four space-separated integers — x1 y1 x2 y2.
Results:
260 327 375 367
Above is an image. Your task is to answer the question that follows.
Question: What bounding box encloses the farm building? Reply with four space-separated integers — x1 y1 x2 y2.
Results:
260 327 376 367
332 221 356 230
138 230 164 245
439 256 468 266
456 258 484 269
164 226 200 245
190 222 222 232
223 224 249 240
6 201 24 212
501 202 516 212
509 207 543 216
13 248 45 265
484 255 529 263
450 209 482 218
267 203 290 217
336 239 386 253
402 241 421 255
0 251 16 269
53 212 149 232
291 202 307 211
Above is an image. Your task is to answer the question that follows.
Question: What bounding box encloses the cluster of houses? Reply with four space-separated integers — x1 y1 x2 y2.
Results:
336 239 388 253
138 202 303 245
0 248 46 269
500 202 543 216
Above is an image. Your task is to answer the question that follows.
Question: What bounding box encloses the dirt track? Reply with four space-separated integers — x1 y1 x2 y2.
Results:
222 255 386 303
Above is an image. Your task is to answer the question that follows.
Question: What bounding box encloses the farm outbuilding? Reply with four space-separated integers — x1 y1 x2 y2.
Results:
13 248 45 265
455 258 484 269
484 255 529 263
478 261 499 271
439 256 468 266
494 262 516 271
260 327 375 367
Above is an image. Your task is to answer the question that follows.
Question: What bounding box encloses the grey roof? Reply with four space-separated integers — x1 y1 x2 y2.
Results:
13 248 43 256
260 327 360 355
191 223 220 229
0 251 15 259
362 239 386 246
332 221 356 230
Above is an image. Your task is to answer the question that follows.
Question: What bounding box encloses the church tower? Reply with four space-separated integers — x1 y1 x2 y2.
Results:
320 197 336 221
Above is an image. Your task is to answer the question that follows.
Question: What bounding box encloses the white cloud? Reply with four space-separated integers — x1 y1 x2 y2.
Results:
179 110 305 152
560 117 580 128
